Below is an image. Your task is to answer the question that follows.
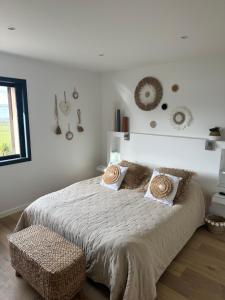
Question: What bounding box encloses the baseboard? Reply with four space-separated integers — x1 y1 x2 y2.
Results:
0 202 31 219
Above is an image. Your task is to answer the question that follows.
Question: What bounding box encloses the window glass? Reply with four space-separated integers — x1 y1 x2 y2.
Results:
0 86 20 157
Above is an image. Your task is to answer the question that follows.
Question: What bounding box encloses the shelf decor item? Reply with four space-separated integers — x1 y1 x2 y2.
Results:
209 127 221 141
115 109 121 132
134 77 163 111
122 116 129 132
170 106 193 130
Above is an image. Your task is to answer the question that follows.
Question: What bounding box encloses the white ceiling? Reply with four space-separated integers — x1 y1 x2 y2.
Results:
0 0 225 72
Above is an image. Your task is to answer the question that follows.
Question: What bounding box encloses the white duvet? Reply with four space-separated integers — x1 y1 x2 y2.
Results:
15 177 205 300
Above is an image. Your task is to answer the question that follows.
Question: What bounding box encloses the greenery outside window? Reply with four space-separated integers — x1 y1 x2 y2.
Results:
0 76 31 166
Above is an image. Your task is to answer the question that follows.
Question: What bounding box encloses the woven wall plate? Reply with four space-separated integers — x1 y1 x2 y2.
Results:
135 77 163 111
170 106 193 130
103 165 121 185
172 84 179 92
150 175 173 199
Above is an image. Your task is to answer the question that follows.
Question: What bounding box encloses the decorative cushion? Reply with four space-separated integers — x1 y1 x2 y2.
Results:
144 169 182 206
158 167 194 201
101 164 128 190
119 160 151 189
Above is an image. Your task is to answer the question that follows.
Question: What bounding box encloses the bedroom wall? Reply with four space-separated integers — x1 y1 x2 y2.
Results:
100 55 225 162
0 52 101 214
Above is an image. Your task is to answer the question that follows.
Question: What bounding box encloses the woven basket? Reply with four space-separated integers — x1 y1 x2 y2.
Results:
205 215 225 234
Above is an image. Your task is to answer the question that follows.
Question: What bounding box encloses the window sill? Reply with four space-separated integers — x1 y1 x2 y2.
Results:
0 156 31 167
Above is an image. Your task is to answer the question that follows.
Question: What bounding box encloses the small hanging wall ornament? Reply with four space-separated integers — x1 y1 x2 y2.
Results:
171 84 179 92
170 106 193 130
135 77 163 111
65 123 74 140
150 120 157 128
72 87 79 100
59 91 71 116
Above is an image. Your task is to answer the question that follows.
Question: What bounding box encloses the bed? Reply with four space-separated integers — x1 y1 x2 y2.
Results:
15 176 205 300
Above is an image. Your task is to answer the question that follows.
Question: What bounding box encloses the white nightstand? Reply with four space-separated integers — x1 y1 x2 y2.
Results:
96 165 107 174
209 192 225 217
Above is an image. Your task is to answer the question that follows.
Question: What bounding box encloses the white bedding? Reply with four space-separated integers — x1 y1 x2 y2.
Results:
15 177 205 300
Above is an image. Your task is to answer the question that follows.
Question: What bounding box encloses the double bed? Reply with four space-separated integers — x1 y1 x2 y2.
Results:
16 176 205 300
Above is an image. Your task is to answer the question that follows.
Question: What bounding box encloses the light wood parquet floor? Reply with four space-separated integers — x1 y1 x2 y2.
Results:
1 212 225 300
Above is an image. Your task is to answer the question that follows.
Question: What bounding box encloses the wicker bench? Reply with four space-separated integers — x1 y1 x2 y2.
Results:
8 225 86 300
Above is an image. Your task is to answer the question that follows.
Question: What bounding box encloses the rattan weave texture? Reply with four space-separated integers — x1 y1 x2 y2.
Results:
150 175 173 199
8 225 86 300
103 165 121 184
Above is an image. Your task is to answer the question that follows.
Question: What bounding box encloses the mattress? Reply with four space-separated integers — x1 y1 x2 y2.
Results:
15 177 205 300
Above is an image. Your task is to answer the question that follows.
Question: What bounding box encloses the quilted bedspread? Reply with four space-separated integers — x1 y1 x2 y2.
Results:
15 177 205 300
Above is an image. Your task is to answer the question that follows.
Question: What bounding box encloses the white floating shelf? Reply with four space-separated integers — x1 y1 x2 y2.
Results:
109 131 225 147
217 141 225 149
109 131 130 140
96 165 107 173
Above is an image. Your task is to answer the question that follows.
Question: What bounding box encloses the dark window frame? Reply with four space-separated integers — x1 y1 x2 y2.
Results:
0 76 31 166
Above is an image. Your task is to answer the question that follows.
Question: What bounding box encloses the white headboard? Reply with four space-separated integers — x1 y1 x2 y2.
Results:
108 132 225 198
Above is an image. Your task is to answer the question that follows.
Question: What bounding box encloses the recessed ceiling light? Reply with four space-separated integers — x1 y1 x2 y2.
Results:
180 35 188 40
8 26 16 31
99 53 104 57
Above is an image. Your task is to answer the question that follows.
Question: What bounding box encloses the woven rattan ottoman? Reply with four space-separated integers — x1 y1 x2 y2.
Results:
8 225 86 300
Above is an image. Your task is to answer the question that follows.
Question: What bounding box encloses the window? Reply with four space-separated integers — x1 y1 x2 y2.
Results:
0 76 31 166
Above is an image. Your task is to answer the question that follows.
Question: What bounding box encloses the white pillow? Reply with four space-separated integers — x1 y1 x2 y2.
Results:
101 164 128 191
144 169 182 206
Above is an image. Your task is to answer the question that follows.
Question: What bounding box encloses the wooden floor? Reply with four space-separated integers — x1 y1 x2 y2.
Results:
1 213 225 300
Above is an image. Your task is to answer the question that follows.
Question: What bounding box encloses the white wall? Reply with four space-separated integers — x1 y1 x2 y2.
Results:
1 54 225 213
100 56 225 163
0 52 101 213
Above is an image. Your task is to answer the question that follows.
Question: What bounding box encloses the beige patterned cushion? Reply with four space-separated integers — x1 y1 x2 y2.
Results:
101 164 128 191
150 175 173 198
137 167 194 201
103 165 121 184
119 160 151 189
158 168 195 201
145 169 182 206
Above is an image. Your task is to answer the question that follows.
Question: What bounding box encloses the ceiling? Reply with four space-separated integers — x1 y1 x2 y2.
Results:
0 0 225 72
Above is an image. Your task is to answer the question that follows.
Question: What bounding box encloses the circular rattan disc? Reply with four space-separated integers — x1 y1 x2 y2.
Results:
150 175 173 198
135 77 163 111
103 165 121 185
170 106 193 130
173 111 185 125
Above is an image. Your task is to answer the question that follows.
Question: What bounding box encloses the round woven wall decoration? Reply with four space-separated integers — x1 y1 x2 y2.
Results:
150 120 157 128
150 175 173 198
171 84 179 92
135 77 163 111
170 106 193 130
103 165 121 185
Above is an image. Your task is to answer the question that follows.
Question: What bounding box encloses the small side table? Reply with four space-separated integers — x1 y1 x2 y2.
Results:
209 192 225 217
96 165 107 174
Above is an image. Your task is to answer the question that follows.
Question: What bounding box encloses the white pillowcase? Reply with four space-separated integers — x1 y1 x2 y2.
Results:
100 164 128 191
144 169 182 206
